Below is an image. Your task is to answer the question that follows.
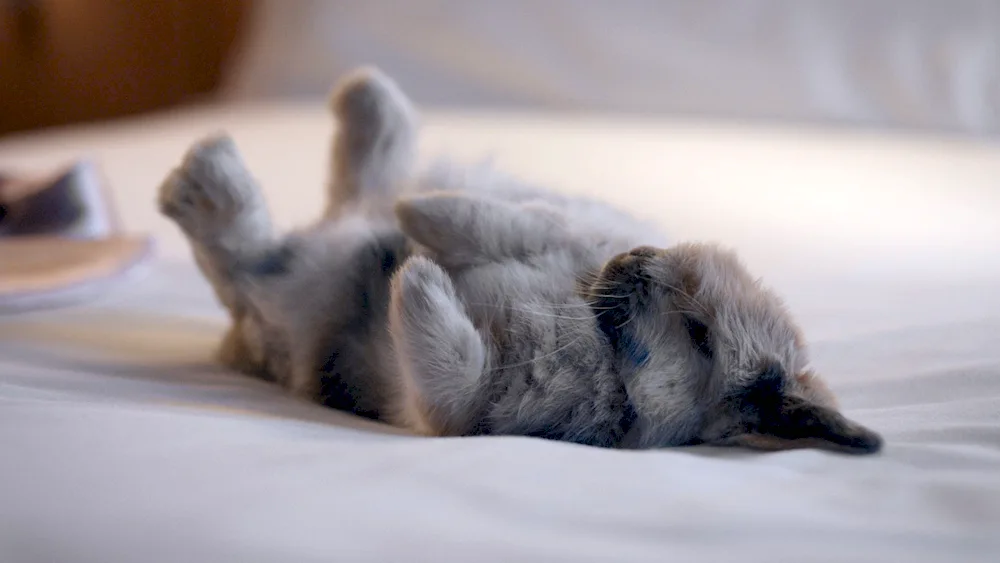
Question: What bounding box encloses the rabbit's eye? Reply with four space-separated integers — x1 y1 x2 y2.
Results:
683 316 713 359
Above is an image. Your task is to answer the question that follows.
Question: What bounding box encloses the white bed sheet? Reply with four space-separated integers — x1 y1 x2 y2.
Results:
1 105 999 562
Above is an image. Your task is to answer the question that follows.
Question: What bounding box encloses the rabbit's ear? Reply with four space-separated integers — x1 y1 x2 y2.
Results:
722 395 883 455
394 193 571 269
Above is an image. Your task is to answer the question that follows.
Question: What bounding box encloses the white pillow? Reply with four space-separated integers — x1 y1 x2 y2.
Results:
222 0 1000 136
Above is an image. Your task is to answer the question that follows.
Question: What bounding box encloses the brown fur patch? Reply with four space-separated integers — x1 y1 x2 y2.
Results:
726 433 843 453
796 369 839 409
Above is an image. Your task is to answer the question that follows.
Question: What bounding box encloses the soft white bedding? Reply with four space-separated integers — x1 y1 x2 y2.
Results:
1 105 999 562
226 0 1000 135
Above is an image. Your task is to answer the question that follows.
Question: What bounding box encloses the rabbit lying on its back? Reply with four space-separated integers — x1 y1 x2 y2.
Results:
158 66 881 454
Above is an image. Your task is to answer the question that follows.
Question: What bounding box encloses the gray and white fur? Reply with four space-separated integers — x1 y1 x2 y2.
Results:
158 66 882 454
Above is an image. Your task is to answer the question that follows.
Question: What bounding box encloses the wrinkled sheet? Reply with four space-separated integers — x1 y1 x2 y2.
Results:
1 106 999 562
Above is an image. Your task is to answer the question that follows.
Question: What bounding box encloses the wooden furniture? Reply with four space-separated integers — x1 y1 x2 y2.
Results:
0 0 249 136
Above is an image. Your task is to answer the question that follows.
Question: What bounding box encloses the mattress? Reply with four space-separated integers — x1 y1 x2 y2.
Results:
1 104 999 562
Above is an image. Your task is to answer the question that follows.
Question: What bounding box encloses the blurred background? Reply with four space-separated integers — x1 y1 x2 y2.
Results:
1 0 998 138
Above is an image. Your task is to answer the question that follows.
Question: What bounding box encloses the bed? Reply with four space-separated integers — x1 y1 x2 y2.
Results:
1 102 999 562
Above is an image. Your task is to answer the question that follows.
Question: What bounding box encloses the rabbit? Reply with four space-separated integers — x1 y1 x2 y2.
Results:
158 66 881 454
